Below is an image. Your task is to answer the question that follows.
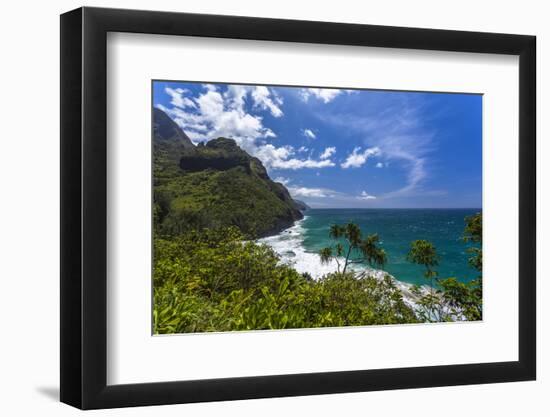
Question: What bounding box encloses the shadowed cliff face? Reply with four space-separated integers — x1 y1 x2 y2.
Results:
179 138 271 179
153 110 305 238
179 138 251 173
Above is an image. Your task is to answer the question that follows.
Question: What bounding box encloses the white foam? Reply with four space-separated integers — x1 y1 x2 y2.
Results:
258 217 343 279
259 218 388 280
257 219 438 313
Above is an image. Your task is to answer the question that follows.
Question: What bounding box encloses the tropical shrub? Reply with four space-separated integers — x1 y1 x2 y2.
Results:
153 227 418 333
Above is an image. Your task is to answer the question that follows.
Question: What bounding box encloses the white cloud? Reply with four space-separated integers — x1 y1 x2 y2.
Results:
320 147 336 159
254 144 294 166
288 186 336 198
223 85 249 111
251 86 284 117
302 128 316 139
317 95 436 197
195 89 224 116
158 88 276 147
274 177 291 186
300 88 358 103
253 144 335 170
272 157 335 170
202 84 218 92
297 146 309 153
357 190 377 200
376 162 384 168
300 88 342 103
165 87 196 109
381 153 426 198
341 147 381 169
160 84 337 171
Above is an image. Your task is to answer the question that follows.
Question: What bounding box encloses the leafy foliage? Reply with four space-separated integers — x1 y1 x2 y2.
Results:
151 108 483 331
153 227 417 334
407 212 483 322
407 240 440 320
463 212 482 273
319 222 387 274
153 120 303 239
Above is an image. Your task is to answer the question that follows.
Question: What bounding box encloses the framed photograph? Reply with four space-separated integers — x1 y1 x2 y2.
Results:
60 7 536 409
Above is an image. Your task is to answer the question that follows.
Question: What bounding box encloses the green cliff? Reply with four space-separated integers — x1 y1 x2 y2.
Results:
153 108 304 238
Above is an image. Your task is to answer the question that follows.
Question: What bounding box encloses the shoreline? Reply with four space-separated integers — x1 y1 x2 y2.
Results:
257 218 432 309
255 208 307 240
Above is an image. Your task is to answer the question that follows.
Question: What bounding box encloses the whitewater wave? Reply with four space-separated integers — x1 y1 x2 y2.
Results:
257 217 344 279
258 218 392 279
257 218 430 311
257 219 471 322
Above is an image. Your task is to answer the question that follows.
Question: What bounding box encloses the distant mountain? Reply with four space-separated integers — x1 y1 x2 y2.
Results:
153 107 194 147
293 199 310 211
153 111 305 238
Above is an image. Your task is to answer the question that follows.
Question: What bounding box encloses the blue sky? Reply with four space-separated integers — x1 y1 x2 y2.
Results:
153 81 482 208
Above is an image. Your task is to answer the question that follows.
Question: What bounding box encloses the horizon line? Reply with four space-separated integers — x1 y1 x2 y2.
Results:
305 207 482 210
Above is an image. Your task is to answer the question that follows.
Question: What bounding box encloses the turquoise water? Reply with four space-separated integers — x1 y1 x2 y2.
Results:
300 209 480 286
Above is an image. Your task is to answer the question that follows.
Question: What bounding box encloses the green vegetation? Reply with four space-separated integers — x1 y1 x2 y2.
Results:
154 161 302 238
154 109 303 239
319 223 387 273
407 212 483 322
151 108 482 333
153 227 417 333
407 240 440 320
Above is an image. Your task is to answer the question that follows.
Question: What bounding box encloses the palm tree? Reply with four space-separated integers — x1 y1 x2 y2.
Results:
406 240 439 288
319 222 387 274
407 239 440 319
359 234 388 269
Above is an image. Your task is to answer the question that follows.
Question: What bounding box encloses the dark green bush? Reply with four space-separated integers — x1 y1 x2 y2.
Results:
153 227 418 334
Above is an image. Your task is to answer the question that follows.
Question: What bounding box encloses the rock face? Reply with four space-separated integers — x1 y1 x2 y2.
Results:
179 138 253 173
153 110 305 238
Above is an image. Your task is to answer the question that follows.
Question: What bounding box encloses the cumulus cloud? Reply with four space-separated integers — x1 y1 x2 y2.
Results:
220 85 283 118
251 86 284 117
300 88 342 103
158 86 277 147
303 128 316 139
300 88 358 103
376 162 384 168
253 144 294 168
277 159 335 169
320 147 336 159
274 177 291 186
288 186 337 198
276 178 344 201
202 84 218 92
357 190 377 200
341 147 381 169
250 143 334 170
255 141 335 170
223 85 249 111
159 83 337 171
165 87 196 109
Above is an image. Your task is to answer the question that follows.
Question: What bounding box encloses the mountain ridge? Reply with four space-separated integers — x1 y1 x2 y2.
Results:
153 108 305 238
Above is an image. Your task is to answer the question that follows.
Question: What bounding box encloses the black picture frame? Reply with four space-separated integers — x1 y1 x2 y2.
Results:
60 6 536 410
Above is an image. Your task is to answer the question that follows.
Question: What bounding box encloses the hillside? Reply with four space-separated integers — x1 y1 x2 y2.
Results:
153 108 305 238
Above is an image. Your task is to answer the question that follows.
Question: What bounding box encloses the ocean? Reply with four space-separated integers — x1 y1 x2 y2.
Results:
259 208 481 287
